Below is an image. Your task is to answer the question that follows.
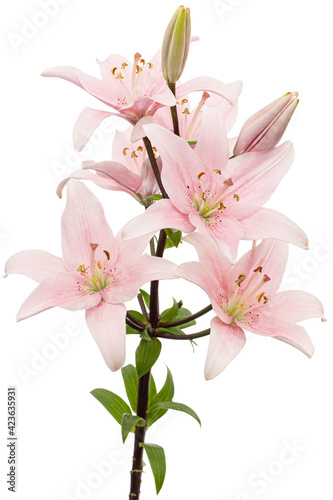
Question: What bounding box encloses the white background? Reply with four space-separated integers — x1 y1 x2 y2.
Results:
1 0 332 499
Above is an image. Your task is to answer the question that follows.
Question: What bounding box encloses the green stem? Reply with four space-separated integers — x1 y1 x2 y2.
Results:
168 82 180 136
142 136 168 199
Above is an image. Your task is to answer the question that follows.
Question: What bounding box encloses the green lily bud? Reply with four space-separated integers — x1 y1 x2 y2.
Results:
162 6 191 84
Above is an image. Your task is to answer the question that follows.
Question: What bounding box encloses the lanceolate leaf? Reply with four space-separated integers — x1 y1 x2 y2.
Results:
136 338 162 378
121 413 145 443
148 401 201 426
90 389 131 425
156 326 185 336
148 374 157 407
121 364 139 413
165 229 182 248
140 442 166 494
139 289 150 309
147 366 174 427
160 298 179 323
126 325 141 335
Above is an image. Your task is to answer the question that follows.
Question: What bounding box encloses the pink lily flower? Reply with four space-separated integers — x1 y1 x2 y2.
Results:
56 128 161 205
122 105 308 262
42 48 235 152
5 181 177 372
176 234 325 380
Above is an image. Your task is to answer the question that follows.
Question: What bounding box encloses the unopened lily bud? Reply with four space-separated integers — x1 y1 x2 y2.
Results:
162 6 191 84
233 92 299 156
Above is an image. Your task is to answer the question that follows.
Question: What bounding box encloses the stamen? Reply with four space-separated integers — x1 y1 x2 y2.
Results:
185 91 210 140
103 250 110 260
111 67 117 75
131 151 138 158
183 108 190 115
121 62 128 69
137 146 143 152
97 261 103 270
147 62 153 69
253 266 263 273
233 194 240 202
136 65 143 74
181 98 188 105
256 292 266 302
116 72 124 79
122 147 129 156
198 172 206 179
235 274 246 286
214 169 222 175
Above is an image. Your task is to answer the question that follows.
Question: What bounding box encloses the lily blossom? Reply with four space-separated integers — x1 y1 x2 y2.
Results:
5 181 177 372
56 128 161 205
42 47 236 152
176 234 325 380
122 105 308 262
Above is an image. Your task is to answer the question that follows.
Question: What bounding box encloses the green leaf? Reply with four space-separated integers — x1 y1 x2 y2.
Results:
187 140 197 146
128 310 147 325
160 298 179 323
144 194 164 201
147 366 174 427
156 326 185 336
126 325 141 335
165 229 182 248
90 389 131 425
148 401 201 426
139 289 150 309
174 307 196 328
140 443 166 494
140 329 152 341
121 413 145 443
121 364 138 413
148 374 157 407
136 338 162 378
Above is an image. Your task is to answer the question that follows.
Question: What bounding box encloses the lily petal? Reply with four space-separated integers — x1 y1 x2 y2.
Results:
241 208 309 249
5 250 66 283
270 290 325 322
56 169 129 199
17 274 100 321
85 302 126 371
177 76 236 104
121 199 195 240
61 181 116 271
73 107 115 152
204 317 246 380
195 105 229 170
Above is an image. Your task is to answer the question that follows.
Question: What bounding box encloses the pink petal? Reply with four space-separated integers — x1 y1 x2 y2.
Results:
195 105 229 170
56 169 131 199
17 274 100 322
41 66 119 108
273 324 314 358
204 317 246 380
189 212 243 264
224 142 294 219
85 302 126 371
82 161 141 193
103 254 177 303
73 107 115 152
151 87 177 106
177 77 236 104
5 250 66 282
142 123 203 213
131 116 156 142
121 199 195 240
241 208 309 249
207 80 243 133
230 239 288 297
176 261 232 324
61 180 116 271
270 290 325 322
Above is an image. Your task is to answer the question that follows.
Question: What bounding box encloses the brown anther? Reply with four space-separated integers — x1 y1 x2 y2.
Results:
122 147 129 156
77 265 84 273
233 194 240 202
116 72 124 79
136 65 143 74
139 58 145 65
181 98 188 105
253 266 263 273
199 192 205 200
182 107 190 115
235 274 246 286
121 62 128 69
131 151 138 158
111 67 117 75
137 146 143 152
97 261 103 270
218 202 226 210
82 264 86 273
256 292 266 303
263 296 269 304
197 172 206 180
103 250 110 260
214 169 222 175
147 62 153 69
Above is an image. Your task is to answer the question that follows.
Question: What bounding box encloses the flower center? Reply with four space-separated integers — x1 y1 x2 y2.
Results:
111 53 154 105
77 243 115 293
222 266 270 324
192 172 238 222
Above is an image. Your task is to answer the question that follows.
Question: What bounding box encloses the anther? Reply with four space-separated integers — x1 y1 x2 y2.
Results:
111 67 117 75
214 169 222 175
147 62 153 69
131 151 138 158
256 292 266 302
235 274 246 286
181 98 188 105
198 172 206 180
116 72 124 79
183 108 190 115
253 266 263 273
233 194 240 202
136 65 143 74
122 147 129 156
139 58 145 65
103 250 110 260
121 62 128 69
